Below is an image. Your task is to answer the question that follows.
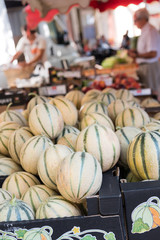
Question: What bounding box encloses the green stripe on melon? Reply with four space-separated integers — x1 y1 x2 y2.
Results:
107 99 129 122
0 189 12 203
65 90 84 109
97 92 116 106
0 157 23 176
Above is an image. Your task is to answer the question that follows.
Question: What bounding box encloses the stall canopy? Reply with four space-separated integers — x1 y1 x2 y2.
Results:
23 0 159 29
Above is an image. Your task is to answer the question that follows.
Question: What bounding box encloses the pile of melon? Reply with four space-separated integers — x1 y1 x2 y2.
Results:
0 88 160 222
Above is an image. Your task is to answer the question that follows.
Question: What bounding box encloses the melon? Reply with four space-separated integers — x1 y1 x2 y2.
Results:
115 126 142 168
0 189 12 203
127 131 160 180
0 157 23 176
115 107 150 129
128 100 140 108
126 172 141 182
20 135 53 175
38 144 73 190
76 123 120 172
65 90 84 109
81 89 101 106
140 97 160 108
79 101 108 121
36 196 81 219
21 185 58 212
29 102 64 139
107 99 129 122
102 87 117 95
57 132 78 151
0 195 35 222
23 226 53 240
50 97 78 126
56 125 80 142
116 89 134 101
8 127 33 164
154 112 160 121
97 92 116 106
141 122 160 131
80 112 114 131
56 151 102 203
2 171 40 199
0 121 21 156
0 104 27 126
27 93 49 114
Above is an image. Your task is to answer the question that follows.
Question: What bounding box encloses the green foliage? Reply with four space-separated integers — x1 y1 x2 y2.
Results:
14 229 27 239
132 218 150 233
104 232 116 240
81 234 97 240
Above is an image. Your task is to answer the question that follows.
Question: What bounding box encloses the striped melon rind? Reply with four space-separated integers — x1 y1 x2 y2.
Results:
115 126 142 168
102 87 117 95
20 135 53 175
38 144 73 190
21 184 58 213
116 89 134 101
0 188 12 203
29 103 64 139
107 99 129 122
115 107 150 129
0 109 27 126
50 97 78 126
2 171 40 199
27 95 49 114
80 112 114 131
76 123 120 172
8 127 33 164
56 151 102 203
0 121 21 156
0 157 23 176
65 90 84 109
126 172 141 182
36 195 81 219
154 112 160 121
141 122 160 131
0 195 35 222
79 101 108 121
97 92 116 106
57 133 78 151
140 97 160 108
81 89 101 106
127 131 160 180
56 125 80 142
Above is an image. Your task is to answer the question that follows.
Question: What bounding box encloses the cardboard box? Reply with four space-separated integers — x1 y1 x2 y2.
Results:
120 178 160 240
0 171 125 240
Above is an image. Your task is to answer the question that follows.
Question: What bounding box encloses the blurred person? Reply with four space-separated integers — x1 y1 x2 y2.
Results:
11 25 47 68
99 35 110 49
121 30 130 49
128 8 160 97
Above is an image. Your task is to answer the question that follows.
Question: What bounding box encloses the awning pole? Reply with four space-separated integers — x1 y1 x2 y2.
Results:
143 0 147 7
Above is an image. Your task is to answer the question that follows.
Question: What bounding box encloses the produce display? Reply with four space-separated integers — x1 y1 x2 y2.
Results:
0 86 160 224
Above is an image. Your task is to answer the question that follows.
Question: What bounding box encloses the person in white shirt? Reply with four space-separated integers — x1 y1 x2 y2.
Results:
11 25 47 67
129 8 160 97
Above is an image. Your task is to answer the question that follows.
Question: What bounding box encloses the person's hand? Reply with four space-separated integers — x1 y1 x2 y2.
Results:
18 61 27 67
128 49 137 58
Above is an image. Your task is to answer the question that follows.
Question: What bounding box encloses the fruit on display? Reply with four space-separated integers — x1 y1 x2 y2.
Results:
27 93 49 114
128 100 140 108
38 144 73 190
113 73 140 90
56 125 80 142
57 132 79 151
81 89 101 106
0 195 35 222
140 97 160 108
141 121 160 131
0 121 21 156
76 123 120 172
0 156 23 176
101 56 118 69
80 112 114 131
115 126 142 169
65 90 84 109
102 87 117 95
2 171 40 198
8 127 33 164
50 97 78 126
79 101 108 121
0 103 27 126
127 131 160 180
36 196 81 219
116 88 134 101
29 103 64 139
126 172 141 183
107 99 129 122
97 92 116 106
115 107 150 128
56 151 102 203
20 135 53 175
21 184 58 212
0 188 12 203
154 112 160 121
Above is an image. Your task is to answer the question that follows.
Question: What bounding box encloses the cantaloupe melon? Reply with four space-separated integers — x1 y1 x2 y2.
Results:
102 87 117 95
107 99 129 122
97 92 116 106
57 132 78 151
65 90 84 109
0 157 23 176
27 93 49 114
116 89 134 101
56 125 80 142
0 189 12 203
81 89 101 106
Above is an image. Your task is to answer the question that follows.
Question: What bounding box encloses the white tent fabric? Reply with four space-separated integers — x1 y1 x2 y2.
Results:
23 0 90 17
